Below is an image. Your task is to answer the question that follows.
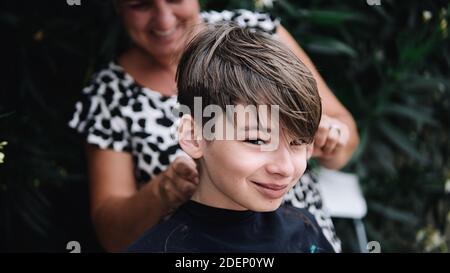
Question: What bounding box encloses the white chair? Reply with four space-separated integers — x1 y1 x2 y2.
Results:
315 167 369 253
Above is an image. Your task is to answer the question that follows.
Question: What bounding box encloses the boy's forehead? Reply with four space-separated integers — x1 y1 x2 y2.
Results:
206 103 280 139
226 104 301 140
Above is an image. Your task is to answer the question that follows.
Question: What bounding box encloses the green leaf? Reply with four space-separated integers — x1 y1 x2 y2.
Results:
370 202 419 225
398 26 441 68
372 141 397 176
306 38 357 57
350 125 369 163
401 77 450 93
0 111 16 119
296 9 369 26
382 104 439 127
377 122 424 163
15 186 52 238
0 12 20 27
399 40 436 68
275 0 299 17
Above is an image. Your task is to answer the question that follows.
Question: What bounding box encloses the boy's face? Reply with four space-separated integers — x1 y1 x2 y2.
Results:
179 105 313 212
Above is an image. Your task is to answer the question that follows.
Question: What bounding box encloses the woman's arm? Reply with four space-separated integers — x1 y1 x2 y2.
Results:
276 25 359 169
86 144 198 252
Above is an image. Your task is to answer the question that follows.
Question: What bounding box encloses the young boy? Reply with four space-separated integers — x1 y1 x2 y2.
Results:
126 23 334 253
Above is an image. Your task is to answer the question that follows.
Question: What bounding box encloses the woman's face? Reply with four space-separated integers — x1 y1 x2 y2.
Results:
117 0 201 60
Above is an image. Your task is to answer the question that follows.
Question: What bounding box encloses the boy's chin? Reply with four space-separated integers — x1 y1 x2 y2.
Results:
248 199 283 212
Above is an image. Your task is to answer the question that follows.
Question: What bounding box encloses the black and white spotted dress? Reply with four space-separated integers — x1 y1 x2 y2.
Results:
69 9 341 252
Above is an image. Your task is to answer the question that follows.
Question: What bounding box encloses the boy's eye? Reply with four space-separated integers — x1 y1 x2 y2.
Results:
290 139 307 146
244 138 267 145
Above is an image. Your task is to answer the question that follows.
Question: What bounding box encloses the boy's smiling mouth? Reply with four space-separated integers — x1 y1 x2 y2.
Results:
251 181 289 199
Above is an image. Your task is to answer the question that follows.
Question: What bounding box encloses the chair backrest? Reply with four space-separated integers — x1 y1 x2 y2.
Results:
315 167 367 219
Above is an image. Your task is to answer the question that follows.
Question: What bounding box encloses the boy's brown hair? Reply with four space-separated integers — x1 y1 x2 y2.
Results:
176 22 322 143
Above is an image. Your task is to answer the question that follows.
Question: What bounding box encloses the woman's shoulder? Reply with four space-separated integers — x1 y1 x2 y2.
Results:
81 61 135 98
201 9 279 34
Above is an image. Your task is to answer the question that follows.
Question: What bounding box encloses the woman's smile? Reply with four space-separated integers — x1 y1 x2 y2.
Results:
149 24 180 43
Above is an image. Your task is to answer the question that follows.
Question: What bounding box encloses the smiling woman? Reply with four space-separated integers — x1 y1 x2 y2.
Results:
68 0 358 252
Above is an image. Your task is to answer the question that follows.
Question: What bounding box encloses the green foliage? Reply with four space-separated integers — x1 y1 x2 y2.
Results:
267 0 450 252
0 0 449 252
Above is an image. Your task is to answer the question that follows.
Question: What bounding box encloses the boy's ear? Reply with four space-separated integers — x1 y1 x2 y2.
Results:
178 114 203 159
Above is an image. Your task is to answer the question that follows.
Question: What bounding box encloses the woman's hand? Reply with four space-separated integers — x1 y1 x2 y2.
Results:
86 146 199 252
312 114 350 160
158 156 199 211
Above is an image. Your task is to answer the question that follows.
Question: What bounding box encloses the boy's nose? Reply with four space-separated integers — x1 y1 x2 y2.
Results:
265 146 296 178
